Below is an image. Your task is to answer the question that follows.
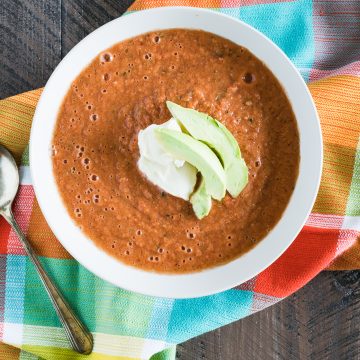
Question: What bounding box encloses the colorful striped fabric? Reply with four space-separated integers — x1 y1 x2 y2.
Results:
0 1 359 359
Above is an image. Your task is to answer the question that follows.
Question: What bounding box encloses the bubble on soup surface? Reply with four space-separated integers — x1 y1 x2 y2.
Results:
101 53 113 63
74 208 82 217
90 114 98 121
90 174 99 182
153 35 160 43
242 72 255 84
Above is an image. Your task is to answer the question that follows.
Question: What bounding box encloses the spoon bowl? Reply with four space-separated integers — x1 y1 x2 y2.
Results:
0 145 19 210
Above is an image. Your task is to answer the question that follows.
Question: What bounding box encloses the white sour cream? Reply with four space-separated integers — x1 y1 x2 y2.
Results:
137 118 197 200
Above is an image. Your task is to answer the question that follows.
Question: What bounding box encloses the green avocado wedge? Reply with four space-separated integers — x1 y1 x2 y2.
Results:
155 128 226 201
166 101 248 197
190 178 212 220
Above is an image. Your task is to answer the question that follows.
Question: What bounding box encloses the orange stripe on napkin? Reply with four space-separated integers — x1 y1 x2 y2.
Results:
27 199 72 259
313 143 354 214
309 76 360 149
0 89 42 163
129 0 222 10
309 76 360 215
0 343 21 359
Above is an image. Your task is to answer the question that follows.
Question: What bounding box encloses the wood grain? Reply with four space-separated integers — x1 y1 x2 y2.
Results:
0 0 61 98
1 1 360 359
177 271 360 360
61 0 133 56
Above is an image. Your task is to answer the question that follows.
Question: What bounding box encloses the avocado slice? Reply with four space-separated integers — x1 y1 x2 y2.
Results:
166 101 248 197
190 178 212 219
155 128 226 201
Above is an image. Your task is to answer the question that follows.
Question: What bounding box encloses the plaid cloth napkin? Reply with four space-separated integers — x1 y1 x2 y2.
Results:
0 0 359 359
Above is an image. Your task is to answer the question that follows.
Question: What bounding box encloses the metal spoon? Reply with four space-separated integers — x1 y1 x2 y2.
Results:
0 144 93 355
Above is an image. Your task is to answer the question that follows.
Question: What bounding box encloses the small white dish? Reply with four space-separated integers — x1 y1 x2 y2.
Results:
30 7 322 299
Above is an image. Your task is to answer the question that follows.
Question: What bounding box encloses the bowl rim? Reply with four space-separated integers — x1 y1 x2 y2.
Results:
30 6 323 299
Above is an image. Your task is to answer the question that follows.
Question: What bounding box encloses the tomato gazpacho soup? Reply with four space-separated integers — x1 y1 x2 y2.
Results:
52 29 300 273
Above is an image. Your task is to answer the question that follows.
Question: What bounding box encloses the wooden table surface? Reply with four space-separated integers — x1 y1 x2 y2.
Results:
1 1 360 359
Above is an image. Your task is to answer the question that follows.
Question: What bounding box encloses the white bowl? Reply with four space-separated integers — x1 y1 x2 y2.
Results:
30 7 322 299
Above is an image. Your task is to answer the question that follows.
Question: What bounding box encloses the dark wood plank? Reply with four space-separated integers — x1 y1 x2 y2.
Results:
61 0 134 56
177 271 360 360
0 0 61 98
2 1 360 360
